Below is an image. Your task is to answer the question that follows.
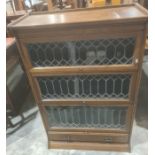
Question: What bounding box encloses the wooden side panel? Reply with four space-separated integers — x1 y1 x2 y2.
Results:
128 26 148 144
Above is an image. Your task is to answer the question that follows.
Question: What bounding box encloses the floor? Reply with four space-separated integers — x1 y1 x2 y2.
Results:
6 56 148 155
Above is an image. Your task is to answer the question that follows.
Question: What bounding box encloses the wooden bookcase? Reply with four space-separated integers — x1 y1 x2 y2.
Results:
8 3 147 152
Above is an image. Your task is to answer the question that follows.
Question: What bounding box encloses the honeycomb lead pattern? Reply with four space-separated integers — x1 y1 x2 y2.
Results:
46 106 127 129
38 74 131 99
27 37 136 66
29 38 133 129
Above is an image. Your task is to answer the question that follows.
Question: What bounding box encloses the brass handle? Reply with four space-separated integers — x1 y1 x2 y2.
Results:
103 137 112 143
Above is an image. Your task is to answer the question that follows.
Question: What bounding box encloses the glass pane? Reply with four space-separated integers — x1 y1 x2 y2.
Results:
38 74 131 99
27 37 135 66
45 106 127 129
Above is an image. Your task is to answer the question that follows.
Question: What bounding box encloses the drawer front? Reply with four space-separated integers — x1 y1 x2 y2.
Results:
49 132 128 143
37 74 131 100
45 106 128 130
27 37 136 67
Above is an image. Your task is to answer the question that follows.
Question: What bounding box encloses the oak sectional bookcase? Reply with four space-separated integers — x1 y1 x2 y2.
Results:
8 3 147 152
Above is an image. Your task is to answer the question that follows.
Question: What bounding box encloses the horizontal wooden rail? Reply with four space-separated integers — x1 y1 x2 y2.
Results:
48 131 128 136
30 65 138 76
48 127 128 133
41 99 130 106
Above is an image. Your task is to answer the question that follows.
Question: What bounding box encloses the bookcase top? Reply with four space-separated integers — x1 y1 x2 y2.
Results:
8 3 147 31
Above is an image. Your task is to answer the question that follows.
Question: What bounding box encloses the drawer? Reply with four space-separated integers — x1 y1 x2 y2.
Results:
26 37 136 67
48 132 129 143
